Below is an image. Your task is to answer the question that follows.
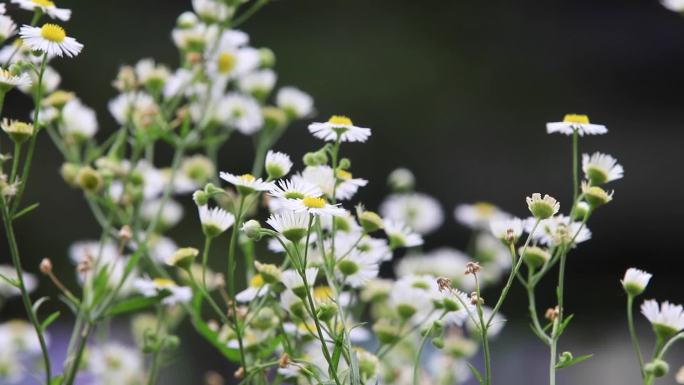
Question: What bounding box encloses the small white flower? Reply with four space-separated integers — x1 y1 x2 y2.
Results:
390 275 439 322
199 205 235 237
87 342 145 385
622 268 652 296
489 217 523 242
0 265 37 298
239 69 277 96
0 68 31 91
525 216 591 247
380 192 443 235
193 0 233 23
467 307 506 337
526 193 560 219
288 196 346 217
108 92 157 125
236 274 270 302
334 169 368 200
582 152 624 185
387 167 415 191
134 58 170 86
454 202 509 229
0 320 46 354
12 0 71 21
0 15 17 42
220 172 274 194
641 299 684 336
163 68 194 98
266 210 310 242
141 199 184 228
395 248 469 284
269 177 322 201
276 86 314 118
308 115 371 143
336 250 380 288
217 93 263 135
265 150 293 179
134 277 192 306
384 219 423 248
19 65 60 95
662 0 684 11
281 268 318 296
60 98 98 139
19 24 82 58
546 114 607 136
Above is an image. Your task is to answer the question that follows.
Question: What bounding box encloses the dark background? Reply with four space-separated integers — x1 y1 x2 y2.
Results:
1 0 683 384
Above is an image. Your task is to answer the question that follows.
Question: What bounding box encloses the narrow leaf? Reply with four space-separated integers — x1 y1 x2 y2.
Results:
556 354 593 369
106 296 158 317
40 311 60 332
467 363 485 385
13 202 40 220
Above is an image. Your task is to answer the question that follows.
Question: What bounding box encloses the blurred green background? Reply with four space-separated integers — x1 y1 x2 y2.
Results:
2 0 684 383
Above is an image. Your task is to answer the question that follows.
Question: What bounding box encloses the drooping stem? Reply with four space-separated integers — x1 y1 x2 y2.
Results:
626 294 645 378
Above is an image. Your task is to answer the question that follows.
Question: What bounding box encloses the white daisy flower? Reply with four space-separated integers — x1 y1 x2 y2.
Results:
336 250 380 288
440 288 474 327
0 15 17 42
334 232 391 262
172 23 219 51
265 150 293 179
380 192 443 235
281 268 318 297
198 205 235 237
0 4 5 14
239 69 277 96
12 0 71 21
288 196 346 217
319 209 362 234
134 277 192 306
134 58 170 86
489 217 523 242
276 86 314 119
308 115 371 143
582 152 624 185
236 274 270 302
87 342 145 385
60 98 98 140
384 219 423 249
266 210 310 243
546 114 607 136
525 216 591 247
662 0 684 11
108 91 157 126
390 275 440 322
0 320 46 354
140 199 184 229
192 0 233 23
163 68 194 98
269 177 322 201
0 68 31 91
148 236 178 264
207 44 260 80
0 265 37 298
396 248 469 283
19 65 60 94
220 172 274 194
641 299 684 337
217 93 263 135
19 24 82 58
334 169 368 200
622 268 652 296
454 202 509 229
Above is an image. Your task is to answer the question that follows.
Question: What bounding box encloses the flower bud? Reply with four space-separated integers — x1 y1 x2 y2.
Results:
254 261 281 284
338 158 351 170
76 166 103 192
387 168 415 192
358 209 384 233
242 220 262 241
431 336 445 349
166 247 199 270
526 193 560 219
262 106 287 131
645 359 669 378
60 163 80 187
39 258 53 274
317 302 338 322
521 246 551 268
582 183 613 208
373 320 399 344
259 47 276 68
1 119 34 144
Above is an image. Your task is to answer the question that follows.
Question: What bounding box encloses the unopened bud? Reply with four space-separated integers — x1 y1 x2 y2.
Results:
39 258 53 274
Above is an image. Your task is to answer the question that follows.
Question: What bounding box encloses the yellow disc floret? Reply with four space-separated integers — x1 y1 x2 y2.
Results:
336 169 352 180
474 202 496 216
328 115 353 126
218 52 236 74
153 278 176 287
33 0 55 6
314 286 333 301
303 196 326 209
563 114 589 124
240 173 256 183
250 274 265 288
40 24 66 43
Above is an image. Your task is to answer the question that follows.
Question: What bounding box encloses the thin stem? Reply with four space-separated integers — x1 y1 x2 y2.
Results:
10 142 22 183
473 274 491 385
550 326 557 385
572 130 579 203
227 194 248 371
63 322 92 385
231 0 269 28
627 294 645 378
201 236 212 289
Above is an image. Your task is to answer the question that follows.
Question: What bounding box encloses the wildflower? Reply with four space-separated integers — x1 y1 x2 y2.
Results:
254 261 281 283
336 250 381 288
581 183 613 207
526 193 560 219
300 165 367 201
86 343 145 384
1 119 34 144
279 289 305 318
489 217 523 243
266 210 310 243
236 274 269 302
520 246 551 268
622 268 652 296
288 196 346 217
199 205 235 238
356 206 384 233
166 247 199 270
662 0 684 12
308 115 371 143
281 268 318 297
387 167 415 192
526 215 592 247
467 307 506 337
546 114 607 136
390 276 439 322
645 359 670 378
12 0 71 21
454 202 509 229
384 219 423 249
60 98 98 140
0 68 31 91
582 152 624 185
265 150 293 180
76 166 103 192
276 86 314 119
217 93 263 135
641 300 684 339
242 219 262 240
140 199 184 228
380 192 443 235
108 91 157 126
0 15 16 42
19 23 83 58
238 69 277 98
193 0 233 23
134 277 192 306
0 265 37 298
269 177 322 201
220 172 274 195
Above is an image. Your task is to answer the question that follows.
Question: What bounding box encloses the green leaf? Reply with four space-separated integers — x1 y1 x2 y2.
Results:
106 296 158 317
467 363 485 385
555 353 593 369
31 296 50 314
13 202 39 220
40 311 60 332
49 374 64 385
557 314 574 335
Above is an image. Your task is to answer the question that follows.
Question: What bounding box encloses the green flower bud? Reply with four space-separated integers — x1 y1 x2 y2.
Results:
60 163 80 187
526 193 560 219
193 190 209 206
338 260 359 276
259 47 276 68
388 168 415 192
76 166 103 192
582 184 613 208
242 220 262 241
338 158 351 170
396 304 417 320
372 321 399 344
1 119 34 144
167 247 199 270
255 261 281 284
521 246 551 268
431 337 445 349
645 359 669 378
317 302 338 322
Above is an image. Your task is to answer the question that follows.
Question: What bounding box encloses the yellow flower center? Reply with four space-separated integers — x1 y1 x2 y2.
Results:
336 169 352 180
474 202 496 216
218 52 236 74
153 278 175 287
240 174 255 183
33 0 55 6
40 24 66 43
303 196 326 209
250 274 265 288
314 286 333 301
328 115 352 126
563 114 589 124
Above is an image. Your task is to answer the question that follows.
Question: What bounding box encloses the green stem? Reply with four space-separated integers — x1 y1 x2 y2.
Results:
63 322 91 385
10 142 22 183
201 236 212 289
550 325 557 385
572 130 579 203
473 274 491 385
627 294 645 378
227 195 248 371
231 0 269 28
